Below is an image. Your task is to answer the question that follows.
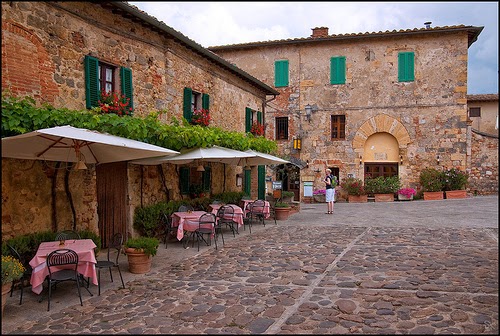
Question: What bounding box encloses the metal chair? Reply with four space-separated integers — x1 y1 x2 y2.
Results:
194 212 217 251
216 205 238 237
161 212 175 249
242 201 254 234
55 230 81 240
178 204 194 212
45 249 88 311
250 200 267 226
95 233 125 296
6 244 32 305
268 202 278 225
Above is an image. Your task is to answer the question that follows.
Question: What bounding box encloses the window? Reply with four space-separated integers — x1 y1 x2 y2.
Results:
276 117 288 140
183 87 209 123
330 56 346 85
398 52 414 82
331 115 346 139
274 60 289 87
245 107 262 133
84 55 133 110
469 107 481 117
179 166 211 195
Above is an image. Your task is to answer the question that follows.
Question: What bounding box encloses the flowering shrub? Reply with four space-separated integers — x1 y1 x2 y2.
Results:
98 90 132 116
419 168 444 192
313 189 326 195
340 177 366 196
442 168 469 191
2 255 25 285
398 188 417 197
364 175 400 194
250 122 265 136
191 108 210 126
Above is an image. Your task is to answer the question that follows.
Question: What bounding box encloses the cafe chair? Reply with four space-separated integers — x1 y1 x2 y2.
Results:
213 211 225 247
216 205 238 237
45 249 87 311
242 201 254 234
178 204 194 212
95 233 126 296
251 199 267 227
194 212 217 251
161 213 174 249
268 202 278 225
55 230 81 240
7 244 32 305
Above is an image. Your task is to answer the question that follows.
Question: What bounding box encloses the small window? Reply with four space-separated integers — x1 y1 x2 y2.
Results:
179 166 211 195
330 56 346 85
183 88 209 123
469 107 481 117
274 60 289 87
245 108 262 133
276 117 288 140
398 52 414 82
99 63 115 93
331 115 346 140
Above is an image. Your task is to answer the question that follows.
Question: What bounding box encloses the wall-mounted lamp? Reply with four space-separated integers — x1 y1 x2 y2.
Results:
293 138 302 150
236 174 243 187
196 164 205 172
436 155 440 164
244 165 252 171
74 146 87 170
305 104 312 122
313 168 321 173
359 156 363 166
400 155 403 165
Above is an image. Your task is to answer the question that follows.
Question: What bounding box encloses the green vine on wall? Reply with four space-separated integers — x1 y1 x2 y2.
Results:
1 94 278 154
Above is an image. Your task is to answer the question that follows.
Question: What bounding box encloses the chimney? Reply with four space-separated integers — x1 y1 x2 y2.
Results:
311 27 329 38
424 21 432 29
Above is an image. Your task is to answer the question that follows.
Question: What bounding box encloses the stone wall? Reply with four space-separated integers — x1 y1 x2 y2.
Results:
469 131 498 195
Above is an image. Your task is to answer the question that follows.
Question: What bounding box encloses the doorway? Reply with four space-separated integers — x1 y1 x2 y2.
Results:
364 163 398 179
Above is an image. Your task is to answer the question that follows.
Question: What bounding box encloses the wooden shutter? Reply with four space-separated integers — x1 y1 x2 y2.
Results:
257 111 263 124
179 167 190 194
245 107 252 132
330 57 346 85
202 166 211 191
274 60 289 87
202 93 210 110
244 170 251 196
398 52 414 82
183 87 193 122
258 165 265 200
84 55 99 109
120 67 134 112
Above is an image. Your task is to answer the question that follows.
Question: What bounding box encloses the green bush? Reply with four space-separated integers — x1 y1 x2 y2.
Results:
364 175 400 194
419 168 444 192
442 168 469 191
340 177 366 196
125 237 159 257
274 202 290 208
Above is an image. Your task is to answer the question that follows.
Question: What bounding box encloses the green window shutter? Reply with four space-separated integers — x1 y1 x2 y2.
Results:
202 166 211 191
274 60 289 87
84 55 99 109
398 52 415 82
257 111 263 124
183 87 193 122
120 67 134 111
179 167 190 194
330 56 346 85
244 170 251 196
257 165 265 200
245 107 252 132
202 93 210 110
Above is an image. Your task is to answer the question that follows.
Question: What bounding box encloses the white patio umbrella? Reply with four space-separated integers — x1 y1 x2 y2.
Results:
1 125 179 167
130 145 254 166
237 149 290 167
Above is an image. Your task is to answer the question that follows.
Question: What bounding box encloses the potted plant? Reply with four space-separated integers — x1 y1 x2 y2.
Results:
274 202 291 220
442 168 469 199
397 187 417 201
364 175 400 202
340 177 368 203
124 237 159 274
312 189 326 203
281 190 295 203
190 108 210 126
419 168 444 200
1 255 25 316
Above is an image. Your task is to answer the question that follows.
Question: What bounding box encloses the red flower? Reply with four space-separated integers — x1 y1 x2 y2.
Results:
250 122 264 136
97 90 133 116
191 108 210 126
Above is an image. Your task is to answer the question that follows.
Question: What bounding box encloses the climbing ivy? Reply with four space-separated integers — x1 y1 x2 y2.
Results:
1 94 278 154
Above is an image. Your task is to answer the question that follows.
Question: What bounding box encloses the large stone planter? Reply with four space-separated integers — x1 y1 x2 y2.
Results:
348 195 368 203
313 194 326 203
275 207 291 220
374 193 394 202
423 191 444 200
445 190 467 199
125 248 153 274
398 194 414 201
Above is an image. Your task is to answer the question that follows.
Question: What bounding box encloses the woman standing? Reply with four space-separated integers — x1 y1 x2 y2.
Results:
324 168 337 214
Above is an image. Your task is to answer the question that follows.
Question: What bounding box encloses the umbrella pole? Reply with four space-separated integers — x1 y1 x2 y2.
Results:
223 164 226 191
64 163 77 231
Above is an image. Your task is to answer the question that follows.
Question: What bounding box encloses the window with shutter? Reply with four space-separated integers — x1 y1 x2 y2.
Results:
469 107 481 117
258 166 265 200
244 170 251 196
84 55 99 109
202 166 211 191
330 56 346 85
120 67 134 110
183 87 193 122
331 115 346 140
274 60 289 87
398 52 415 82
245 108 253 132
276 117 288 140
179 167 190 194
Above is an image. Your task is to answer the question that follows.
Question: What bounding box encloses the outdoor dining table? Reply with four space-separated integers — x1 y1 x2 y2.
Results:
208 203 245 227
171 211 211 241
29 239 98 295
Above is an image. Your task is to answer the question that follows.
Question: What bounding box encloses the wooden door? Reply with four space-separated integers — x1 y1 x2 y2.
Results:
96 162 127 248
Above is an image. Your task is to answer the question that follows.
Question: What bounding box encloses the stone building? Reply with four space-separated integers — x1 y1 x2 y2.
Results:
1 2 278 244
209 25 498 200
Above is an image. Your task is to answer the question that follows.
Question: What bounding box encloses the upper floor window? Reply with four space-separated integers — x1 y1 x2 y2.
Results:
276 117 288 140
331 115 346 140
274 60 289 87
84 55 133 110
179 166 211 196
245 108 262 134
183 87 209 123
330 56 346 85
398 52 415 82
469 107 481 117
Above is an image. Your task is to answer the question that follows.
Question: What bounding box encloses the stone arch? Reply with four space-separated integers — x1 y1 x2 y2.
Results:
352 114 411 150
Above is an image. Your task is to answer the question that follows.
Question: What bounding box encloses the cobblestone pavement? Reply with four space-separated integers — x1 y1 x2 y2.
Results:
2 196 498 334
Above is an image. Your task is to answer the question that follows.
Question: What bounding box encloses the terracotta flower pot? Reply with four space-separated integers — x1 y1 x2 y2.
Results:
374 193 394 202
348 195 368 203
2 282 12 316
125 248 152 274
445 190 467 199
423 191 444 200
274 207 290 220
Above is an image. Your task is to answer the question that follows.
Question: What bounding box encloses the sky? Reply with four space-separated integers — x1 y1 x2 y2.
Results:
128 1 498 95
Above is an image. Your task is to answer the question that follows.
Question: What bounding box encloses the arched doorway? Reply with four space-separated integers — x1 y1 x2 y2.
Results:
276 163 301 201
363 132 399 179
